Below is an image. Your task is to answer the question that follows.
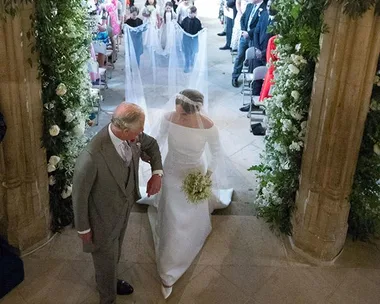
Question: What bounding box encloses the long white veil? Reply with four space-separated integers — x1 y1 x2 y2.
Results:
124 21 232 209
123 20 208 127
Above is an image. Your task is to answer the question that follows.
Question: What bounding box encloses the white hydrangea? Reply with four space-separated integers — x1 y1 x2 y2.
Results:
64 109 75 123
289 141 303 151
73 119 86 137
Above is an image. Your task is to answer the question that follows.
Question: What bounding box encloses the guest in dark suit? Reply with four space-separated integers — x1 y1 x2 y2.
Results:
73 102 163 304
231 0 266 87
253 0 274 66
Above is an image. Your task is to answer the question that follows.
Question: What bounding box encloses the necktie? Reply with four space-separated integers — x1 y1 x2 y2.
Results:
120 141 132 165
247 4 258 29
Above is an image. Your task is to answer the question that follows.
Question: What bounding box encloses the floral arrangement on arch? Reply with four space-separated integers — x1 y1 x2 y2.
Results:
349 58 380 240
35 0 94 231
250 0 327 234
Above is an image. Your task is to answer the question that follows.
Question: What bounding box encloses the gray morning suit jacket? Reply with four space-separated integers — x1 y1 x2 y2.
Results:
72 125 163 253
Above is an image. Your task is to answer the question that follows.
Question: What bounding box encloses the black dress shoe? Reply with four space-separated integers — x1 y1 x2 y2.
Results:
232 78 239 87
239 105 250 112
219 45 231 50
117 279 134 295
217 31 226 36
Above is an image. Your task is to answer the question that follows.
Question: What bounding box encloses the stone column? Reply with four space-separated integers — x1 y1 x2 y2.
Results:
0 5 51 252
291 3 380 262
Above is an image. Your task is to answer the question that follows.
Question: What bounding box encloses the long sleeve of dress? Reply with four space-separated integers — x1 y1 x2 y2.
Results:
206 126 222 173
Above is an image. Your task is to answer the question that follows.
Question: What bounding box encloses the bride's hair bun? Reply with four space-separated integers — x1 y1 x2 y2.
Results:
175 89 204 114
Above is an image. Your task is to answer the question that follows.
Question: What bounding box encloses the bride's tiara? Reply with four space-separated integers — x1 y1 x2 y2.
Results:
176 94 203 107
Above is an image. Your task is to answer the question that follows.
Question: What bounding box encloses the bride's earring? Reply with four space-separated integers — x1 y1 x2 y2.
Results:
161 284 173 299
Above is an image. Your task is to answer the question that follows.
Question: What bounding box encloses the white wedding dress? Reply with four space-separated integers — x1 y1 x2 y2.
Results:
138 119 233 287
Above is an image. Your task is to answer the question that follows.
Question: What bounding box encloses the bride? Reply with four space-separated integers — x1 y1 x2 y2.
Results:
142 89 233 299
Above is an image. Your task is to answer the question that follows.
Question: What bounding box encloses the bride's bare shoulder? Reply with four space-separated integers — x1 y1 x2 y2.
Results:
201 116 214 129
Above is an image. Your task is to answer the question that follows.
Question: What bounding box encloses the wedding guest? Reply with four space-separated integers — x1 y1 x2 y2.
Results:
231 0 266 87
219 0 237 50
180 5 202 73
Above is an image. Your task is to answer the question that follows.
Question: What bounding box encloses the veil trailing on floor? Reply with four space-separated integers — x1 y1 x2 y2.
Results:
123 21 233 209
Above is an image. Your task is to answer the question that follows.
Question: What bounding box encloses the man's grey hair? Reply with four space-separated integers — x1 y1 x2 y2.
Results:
111 104 144 131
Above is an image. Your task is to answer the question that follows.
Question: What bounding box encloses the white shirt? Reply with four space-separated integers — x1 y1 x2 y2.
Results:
78 124 163 234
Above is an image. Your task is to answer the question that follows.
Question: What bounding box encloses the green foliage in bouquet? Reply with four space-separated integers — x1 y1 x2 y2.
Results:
250 0 327 235
35 0 93 232
349 59 380 240
182 171 212 205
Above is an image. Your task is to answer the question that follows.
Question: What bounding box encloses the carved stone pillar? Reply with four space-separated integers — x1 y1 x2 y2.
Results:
291 3 380 262
0 5 51 252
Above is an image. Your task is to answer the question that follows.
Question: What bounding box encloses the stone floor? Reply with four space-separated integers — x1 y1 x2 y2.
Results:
3 2 380 304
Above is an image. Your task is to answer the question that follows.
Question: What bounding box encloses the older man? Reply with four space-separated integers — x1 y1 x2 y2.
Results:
73 102 163 304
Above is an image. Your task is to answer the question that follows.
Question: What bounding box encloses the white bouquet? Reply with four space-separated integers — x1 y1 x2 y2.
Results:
182 171 212 205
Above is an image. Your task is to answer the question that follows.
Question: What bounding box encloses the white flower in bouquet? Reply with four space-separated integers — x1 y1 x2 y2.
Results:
49 155 61 166
61 185 73 199
374 143 380 156
181 171 212 204
288 64 300 75
47 164 56 173
295 43 301 52
56 83 67 96
73 119 86 137
49 175 56 186
291 90 300 101
49 125 60 136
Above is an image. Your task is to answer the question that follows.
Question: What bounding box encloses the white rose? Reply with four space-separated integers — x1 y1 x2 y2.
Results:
49 125 60 136
291 90 300 100
48 155 61 166
56 83 67 96
49 175 56 186
295 43 301 52
47 164 56 172
61 185 73 199
288 64 300 75
374 143 380 156
290 108 303 121
73 119 86 137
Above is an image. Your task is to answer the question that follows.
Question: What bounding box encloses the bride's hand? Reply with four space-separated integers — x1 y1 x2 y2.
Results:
147 174 162 197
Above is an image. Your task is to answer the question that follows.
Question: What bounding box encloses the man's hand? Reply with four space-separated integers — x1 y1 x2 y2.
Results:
78 231 93 244
241 31 249 39
146 174 162 197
